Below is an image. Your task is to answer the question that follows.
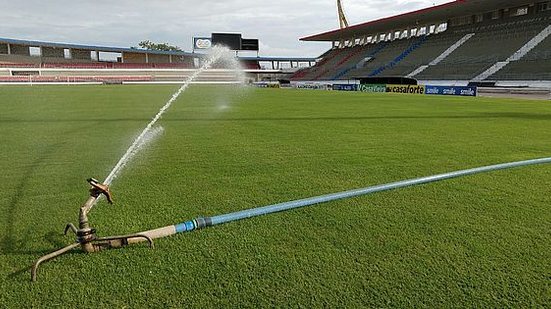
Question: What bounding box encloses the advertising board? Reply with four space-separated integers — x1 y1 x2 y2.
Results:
425 85 477 96
295 84 330 90
254 82 280 88
193 37 212 50
241 39 259 51
386 84 426 94
332 84 357 91
357 84 386 93
211 33 242 50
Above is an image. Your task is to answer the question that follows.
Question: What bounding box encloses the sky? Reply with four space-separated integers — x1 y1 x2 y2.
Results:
0 0 451 57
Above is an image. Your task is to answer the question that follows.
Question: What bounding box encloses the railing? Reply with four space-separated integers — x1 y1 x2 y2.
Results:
0 62 195 69
0 75 154 82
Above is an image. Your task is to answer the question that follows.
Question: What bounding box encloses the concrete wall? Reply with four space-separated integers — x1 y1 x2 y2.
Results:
0 54 95 64
41 47 64 58
41 57 79 63
148 53 170 63
10 44 30 56
122 52 147 63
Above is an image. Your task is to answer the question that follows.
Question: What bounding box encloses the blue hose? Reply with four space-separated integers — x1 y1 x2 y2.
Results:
140 157 551 237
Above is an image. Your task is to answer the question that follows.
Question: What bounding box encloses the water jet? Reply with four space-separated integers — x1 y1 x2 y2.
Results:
31 46 238 281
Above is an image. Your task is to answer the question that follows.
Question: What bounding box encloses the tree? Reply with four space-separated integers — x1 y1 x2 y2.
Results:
134 40 182 51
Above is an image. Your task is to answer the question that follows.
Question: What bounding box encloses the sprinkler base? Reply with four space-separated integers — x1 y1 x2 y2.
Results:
30 178 154 282
31 226 154 282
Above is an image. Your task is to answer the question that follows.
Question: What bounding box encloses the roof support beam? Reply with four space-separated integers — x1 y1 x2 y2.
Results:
337 0 349 29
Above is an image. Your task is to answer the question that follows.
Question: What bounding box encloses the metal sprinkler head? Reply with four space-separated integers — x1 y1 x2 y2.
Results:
87 178 113 204
30 178 154 282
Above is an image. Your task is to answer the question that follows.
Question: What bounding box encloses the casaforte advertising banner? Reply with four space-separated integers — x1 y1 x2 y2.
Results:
385 84 426 95
425 85 477 96
193 37 212 50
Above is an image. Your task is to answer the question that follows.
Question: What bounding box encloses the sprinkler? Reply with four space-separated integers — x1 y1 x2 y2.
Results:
30 157 551 281
30 178 154 282
31 47 240 282
31 157 551 282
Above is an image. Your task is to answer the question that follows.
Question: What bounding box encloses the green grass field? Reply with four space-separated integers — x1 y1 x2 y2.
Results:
1 85 550 307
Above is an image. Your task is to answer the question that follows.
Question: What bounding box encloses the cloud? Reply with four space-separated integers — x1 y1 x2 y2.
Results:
0 0 451 57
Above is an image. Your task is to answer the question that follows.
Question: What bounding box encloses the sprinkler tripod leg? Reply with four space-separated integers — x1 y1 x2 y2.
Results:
31 242 80 282
30 233 155 282
64 223 78 235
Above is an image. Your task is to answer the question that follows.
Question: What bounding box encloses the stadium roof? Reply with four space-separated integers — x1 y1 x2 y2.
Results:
0 37 315 61
301 0 533 41
0 37 196 56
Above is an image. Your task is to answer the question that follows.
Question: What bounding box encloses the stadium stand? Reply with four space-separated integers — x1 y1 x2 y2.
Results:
295 0 551 83
0 37 312 84
488 26 551 80
353 36 427 78
417 13 551 80
406 33 475 78
292 48 348 80
330 42 388 80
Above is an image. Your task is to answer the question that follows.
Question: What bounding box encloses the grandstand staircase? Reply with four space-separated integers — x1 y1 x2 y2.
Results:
369 36 427 77
472 24 551 81
407 33 475 78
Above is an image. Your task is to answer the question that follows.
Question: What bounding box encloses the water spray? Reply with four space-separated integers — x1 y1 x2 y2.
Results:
31 46 237 281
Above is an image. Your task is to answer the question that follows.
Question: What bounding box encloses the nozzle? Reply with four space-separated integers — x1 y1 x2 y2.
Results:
87 178 113 204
